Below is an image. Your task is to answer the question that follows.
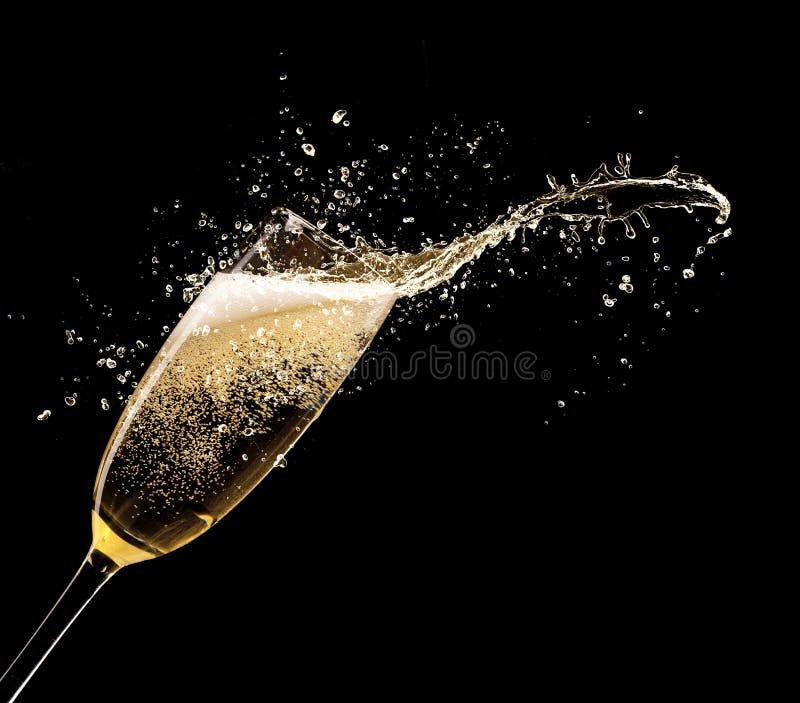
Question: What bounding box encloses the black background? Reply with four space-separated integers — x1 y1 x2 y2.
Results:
1 39 766 698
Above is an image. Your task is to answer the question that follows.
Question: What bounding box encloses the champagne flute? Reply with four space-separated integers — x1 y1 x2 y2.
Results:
0 208 397 701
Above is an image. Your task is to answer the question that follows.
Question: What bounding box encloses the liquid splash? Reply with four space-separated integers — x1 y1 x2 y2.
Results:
247 154 731 300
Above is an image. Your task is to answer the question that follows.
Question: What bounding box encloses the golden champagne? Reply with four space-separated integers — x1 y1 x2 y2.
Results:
3 163 733 701
91 272 396 566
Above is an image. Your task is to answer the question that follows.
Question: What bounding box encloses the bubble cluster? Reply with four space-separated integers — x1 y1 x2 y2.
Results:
95 273 394 554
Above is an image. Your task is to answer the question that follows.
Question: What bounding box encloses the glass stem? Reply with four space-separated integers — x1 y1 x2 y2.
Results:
0 549 120 702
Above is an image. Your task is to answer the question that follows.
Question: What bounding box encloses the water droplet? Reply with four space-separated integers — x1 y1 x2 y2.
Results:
682 268 695 279
557 400 566 408
241 453 248 461
65 396 76 407
301 143 315 157
100 398 109 411
37 409 51 421
620 358 628 365
96 358 106 367
334 189 346 199
275 454 287 468
116 346 126 357
332 109 347 124
294 167 303 177
378 144 389 151
279 74 287 80
217 424 228 433
65 330 74 345
106 358 117 369
316 219 327 229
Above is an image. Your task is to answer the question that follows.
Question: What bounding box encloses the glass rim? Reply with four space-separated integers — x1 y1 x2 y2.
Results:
232 206 392 285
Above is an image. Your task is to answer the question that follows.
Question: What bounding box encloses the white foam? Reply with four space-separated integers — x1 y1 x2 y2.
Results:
185 272 397 329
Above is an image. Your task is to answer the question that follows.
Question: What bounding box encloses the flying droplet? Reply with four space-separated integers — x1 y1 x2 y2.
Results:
557 400 566 408
106 358 117 369
378 144 389 151
301 143 315 157
333 189 346 199
293 167 303 177
37 409 51 421
682 268 695 279
65 395 76 407
332 109 347 124
402 216 415 223
100 398 109 411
